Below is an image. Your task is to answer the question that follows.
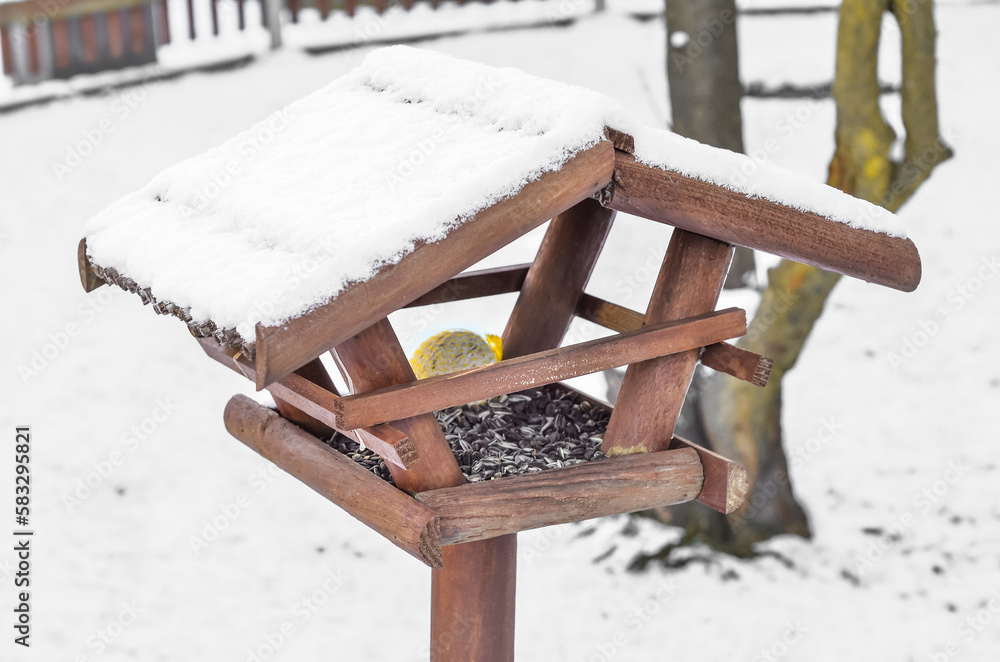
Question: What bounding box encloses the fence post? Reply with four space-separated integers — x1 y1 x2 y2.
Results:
263 0 282 49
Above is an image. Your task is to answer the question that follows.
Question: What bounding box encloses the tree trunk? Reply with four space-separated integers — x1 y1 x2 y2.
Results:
633 0 951 563
665 0 756 289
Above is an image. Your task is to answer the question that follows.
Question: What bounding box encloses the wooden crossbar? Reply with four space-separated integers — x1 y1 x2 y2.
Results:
333 308 747 429
403 264 530 308
415 448 705 546
223 394 442 568
575 293 773 387
198 338 418 470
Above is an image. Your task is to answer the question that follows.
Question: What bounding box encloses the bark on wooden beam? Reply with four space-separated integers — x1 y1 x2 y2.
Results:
403 264 530 309
254 141 616 389
574 293 772 387
415 448 705 545
334 308 748 429
77 238 106 292
603 150 921 292
223 394 443 568
198 337 418 470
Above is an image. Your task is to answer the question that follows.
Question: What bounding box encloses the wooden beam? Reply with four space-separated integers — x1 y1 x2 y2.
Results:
223 394 443 568
328 319 516 662
416 448 704 546
701 342 772 388
503 198 615 359
604 149 921 292
197 337 418 471
669 436 749 514
575 293 772 387
329 318 466 493
602 231 734 455
270 359 339 439
77 238 106 293
335 308 747 429
403 264 530 309
575 292 644 334
254 141 616 389
551 382 751 516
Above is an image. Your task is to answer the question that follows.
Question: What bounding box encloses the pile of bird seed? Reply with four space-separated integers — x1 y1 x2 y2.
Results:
326 384 610 485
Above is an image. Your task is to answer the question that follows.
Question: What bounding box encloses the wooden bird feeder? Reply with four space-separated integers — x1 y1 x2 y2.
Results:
76 47 920 661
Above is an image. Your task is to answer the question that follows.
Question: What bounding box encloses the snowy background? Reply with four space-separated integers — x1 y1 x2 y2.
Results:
2 1 999 660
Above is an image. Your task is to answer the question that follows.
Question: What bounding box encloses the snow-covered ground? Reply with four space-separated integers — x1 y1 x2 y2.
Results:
2 4 999 661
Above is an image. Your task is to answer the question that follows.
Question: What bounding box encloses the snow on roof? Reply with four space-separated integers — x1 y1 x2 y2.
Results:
84 45 903 342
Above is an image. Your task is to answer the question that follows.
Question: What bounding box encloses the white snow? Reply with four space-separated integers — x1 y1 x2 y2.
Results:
84 44 902 342
4 6 998 662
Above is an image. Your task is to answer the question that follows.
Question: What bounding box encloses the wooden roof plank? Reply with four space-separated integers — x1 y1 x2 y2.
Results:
253 140 616 389
605 150 921 292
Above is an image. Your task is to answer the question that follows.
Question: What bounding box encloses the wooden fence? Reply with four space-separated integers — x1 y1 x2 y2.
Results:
0 0 521 86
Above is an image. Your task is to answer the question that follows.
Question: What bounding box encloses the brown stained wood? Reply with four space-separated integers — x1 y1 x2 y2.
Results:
53 20 72 67
502 198 614 359
575 292 644 334
701 342 773 387
605 150 921 292
336 308 747 429
128 5 145 53
77 239 106 292
197 337 418 470
575 293 771 387
603 126 634 154
417 448 704 545
80 14 97 61
602 231 734 456
669 436 749 514
403 264 530 309
329 319 517 662
330 318 467 494
223 394 443 568
432 537 516 662
552 383 750 516
255 141 616 389
269 358 338 439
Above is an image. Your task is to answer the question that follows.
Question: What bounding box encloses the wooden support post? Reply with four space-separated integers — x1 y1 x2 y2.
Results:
330 318 514 662
502 198 615 358
602 230 733 455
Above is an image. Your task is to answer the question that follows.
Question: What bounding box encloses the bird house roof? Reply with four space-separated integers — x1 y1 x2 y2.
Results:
79 46 920 388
